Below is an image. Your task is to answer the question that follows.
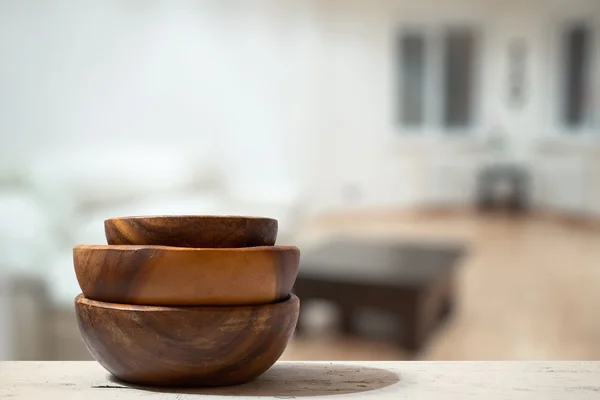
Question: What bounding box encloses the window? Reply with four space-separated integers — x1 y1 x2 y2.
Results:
561 24 593 129
397 27 477 132
399 34 425 126
443 30 475 128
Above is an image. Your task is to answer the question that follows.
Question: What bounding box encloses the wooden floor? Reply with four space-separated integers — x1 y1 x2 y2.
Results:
281 211 600 361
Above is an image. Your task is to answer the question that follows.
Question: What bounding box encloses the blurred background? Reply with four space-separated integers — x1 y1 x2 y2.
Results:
1 0 599 362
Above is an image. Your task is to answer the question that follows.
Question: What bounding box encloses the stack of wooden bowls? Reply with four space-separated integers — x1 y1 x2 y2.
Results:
73 215 300 387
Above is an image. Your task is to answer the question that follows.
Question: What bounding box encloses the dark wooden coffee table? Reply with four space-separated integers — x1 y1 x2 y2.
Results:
292 237 467 351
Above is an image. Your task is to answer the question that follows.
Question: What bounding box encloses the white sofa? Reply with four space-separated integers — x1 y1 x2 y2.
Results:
0 145 305 359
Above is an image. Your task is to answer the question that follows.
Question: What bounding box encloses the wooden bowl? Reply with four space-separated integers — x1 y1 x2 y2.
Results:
75 293 299 387
104 215 278 248
73 244 300 306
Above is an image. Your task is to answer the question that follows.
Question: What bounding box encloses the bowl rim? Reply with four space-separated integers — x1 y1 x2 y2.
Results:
105 215 278 223
73 244 298 252
75 293 299 312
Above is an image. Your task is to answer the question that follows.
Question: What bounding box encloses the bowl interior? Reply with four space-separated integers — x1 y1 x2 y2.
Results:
104 215 279 248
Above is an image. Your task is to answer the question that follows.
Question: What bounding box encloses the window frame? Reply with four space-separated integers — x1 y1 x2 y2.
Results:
397 31 427 128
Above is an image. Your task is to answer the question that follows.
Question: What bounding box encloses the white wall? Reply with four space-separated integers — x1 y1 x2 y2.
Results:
0 0 599 215
308 0 600 214
0 0 322 197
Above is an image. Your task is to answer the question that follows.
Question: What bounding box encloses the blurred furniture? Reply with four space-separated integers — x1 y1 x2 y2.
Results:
3 361 599 399
1 275 91 361
0 274 10 360
476 164 531 212
0 276 51 360
293 238 466 350
0 146 305 361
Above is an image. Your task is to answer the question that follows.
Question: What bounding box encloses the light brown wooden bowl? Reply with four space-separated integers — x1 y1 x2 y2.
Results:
73 244 300 306
75 293 299 387
104 215 278 248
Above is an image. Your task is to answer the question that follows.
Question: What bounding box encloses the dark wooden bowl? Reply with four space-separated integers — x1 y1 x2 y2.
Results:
104 215 278 248
75 293 299 387
73 244 300 306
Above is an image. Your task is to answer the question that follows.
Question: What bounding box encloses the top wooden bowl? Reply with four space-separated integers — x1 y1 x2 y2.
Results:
104 215 278 248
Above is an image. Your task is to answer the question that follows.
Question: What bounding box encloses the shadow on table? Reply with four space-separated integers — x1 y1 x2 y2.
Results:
104 363 400 397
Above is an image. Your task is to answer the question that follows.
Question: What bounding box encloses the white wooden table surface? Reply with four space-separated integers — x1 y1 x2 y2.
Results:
1 361 599 399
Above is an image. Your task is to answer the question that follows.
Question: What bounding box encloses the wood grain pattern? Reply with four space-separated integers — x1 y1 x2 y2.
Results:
73 245 300 306
104 215 278 248
74 294 300 387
